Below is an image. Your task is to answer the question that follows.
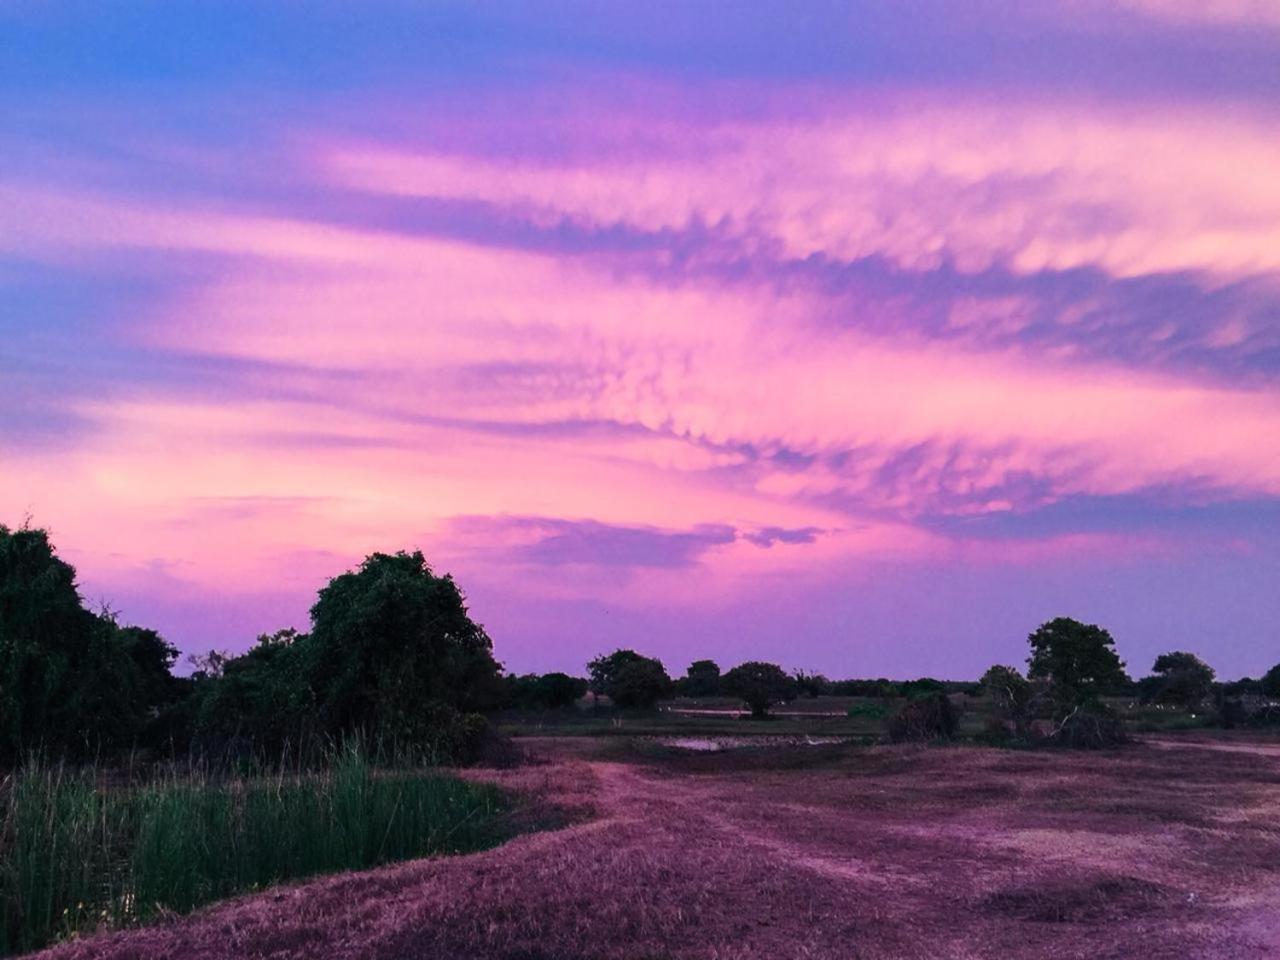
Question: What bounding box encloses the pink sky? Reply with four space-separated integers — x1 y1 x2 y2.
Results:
3 2 1279 678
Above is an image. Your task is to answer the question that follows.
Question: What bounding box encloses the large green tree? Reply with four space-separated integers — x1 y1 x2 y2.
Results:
301 551 501 743
722 661 797 718
0 524 178 761
1026 617 1129 708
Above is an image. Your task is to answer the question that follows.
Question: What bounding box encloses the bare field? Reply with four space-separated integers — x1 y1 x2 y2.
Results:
34 733 1280 960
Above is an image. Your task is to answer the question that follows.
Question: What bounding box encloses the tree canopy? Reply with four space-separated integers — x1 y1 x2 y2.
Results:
683 659 722 697
722 661 797 718
587 649 671 708
0 524 179 761
1027 617 1129 708
1145 651 1215 707
301 550 502 743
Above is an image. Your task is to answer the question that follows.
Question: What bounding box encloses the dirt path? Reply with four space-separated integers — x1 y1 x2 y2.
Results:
35 738 1280 960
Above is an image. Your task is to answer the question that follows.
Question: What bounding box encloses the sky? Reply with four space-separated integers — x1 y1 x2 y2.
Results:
3 1 1279 680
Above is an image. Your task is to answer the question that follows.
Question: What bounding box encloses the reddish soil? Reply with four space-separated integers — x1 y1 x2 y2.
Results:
34 734 1280 959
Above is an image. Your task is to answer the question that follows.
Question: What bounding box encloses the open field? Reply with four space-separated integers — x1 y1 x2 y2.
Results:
29 731 1280 960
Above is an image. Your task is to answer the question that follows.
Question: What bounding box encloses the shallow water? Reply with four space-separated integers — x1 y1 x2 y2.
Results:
658 736 844 752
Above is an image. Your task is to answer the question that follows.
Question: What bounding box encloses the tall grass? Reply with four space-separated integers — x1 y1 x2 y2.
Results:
0 744 509 955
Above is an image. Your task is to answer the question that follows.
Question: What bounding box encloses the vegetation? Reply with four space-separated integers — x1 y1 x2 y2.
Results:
1262 662 1280 699
721 661 797 718
1027 617 1129 708
0 525 182 764
0 744 508 956
885 692 958 742
1141 652 1215 707
506 672 588 710
586 649 672 709
681 659 721 697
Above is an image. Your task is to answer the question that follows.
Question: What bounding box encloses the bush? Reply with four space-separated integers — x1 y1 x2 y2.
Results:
1044 703 1128 749
885 692 958 742
507 672 588 711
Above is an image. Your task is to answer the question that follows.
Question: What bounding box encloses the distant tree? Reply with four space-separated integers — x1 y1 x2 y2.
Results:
683 659 722 697
508 672 588 710
1262 664 1280 700
793 670 829 698
1027 617 1129 709
587 649 672 708
1146 652 1215 708
722 661 797 719
612 658 673 709
301 551 502 745
587 649 646 700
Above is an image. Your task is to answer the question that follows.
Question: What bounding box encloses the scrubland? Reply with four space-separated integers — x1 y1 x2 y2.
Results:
25 730 1280 960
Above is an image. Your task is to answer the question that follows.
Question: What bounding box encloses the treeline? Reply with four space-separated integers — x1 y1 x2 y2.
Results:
1 525 505 766
4 523 1277 765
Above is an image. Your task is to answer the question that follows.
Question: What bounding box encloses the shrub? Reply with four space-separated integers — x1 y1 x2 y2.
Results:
1044 702 1128 749
885 692 958 742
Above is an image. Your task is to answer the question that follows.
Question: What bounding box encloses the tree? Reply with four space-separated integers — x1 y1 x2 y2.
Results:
1027 617 1128 709
793 670 829 698
1262 663 1280 700
981 664 1034 727
301 550 501 744
722 661 797 719
683 659 721 697
508 672 588 710
611 658 673 709
0 524 179 761
1146 652 1215 708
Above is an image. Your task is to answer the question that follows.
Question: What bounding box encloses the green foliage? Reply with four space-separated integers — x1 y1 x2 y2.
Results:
793 670 829 698
682 659 722 697
980 664 1038 735
721 661 797 718
303 551 502 743
586 649 672 709
845 701 887 719
885 692 958 742
0 525 179 763
507 672 588 710
1027 617 1129 709
0 745 509 955
1261 663 1280 700
1144 651 1215 707
1045 701 1128 749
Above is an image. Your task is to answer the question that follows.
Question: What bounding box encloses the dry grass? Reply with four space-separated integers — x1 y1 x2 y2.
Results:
28 733 1280 960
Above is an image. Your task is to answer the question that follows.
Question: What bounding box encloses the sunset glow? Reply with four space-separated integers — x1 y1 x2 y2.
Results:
4 1 1278 676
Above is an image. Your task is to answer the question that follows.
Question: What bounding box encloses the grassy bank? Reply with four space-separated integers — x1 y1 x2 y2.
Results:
0 745 509 956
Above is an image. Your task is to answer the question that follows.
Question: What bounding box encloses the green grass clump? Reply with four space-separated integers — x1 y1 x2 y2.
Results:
0 744 508 955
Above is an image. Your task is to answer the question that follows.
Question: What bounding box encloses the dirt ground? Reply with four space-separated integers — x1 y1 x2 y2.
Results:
35 733 1280 960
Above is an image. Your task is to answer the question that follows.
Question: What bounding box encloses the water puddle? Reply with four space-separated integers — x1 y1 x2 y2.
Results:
657 736 845 752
